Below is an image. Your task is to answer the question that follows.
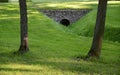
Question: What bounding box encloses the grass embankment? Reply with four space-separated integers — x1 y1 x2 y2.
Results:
69 1 120 42
34 1 98 9
0 2 120 75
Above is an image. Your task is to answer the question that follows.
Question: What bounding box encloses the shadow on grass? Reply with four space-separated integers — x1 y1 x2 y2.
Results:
26 59 119 74
0 67 42 72
104 27 120 42
0 52 119 74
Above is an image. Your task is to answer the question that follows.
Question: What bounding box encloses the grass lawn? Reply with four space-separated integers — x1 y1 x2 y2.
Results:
69 1 120 42
31 0 97 2
0 1 120 75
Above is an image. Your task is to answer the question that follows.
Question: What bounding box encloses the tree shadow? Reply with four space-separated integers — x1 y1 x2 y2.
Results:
0 67 42 72
27 59 119 74
0 51 119 74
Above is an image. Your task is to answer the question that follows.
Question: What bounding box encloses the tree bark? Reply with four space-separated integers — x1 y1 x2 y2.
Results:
87 0 107 58
18 0 29 53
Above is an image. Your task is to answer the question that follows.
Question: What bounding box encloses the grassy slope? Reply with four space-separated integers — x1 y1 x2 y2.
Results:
31 0 97 2
34 2 97 10
69 1 120 42
0 2 120 75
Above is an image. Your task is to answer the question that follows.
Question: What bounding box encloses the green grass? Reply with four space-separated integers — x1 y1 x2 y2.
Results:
69 1 120 42
34 2 98 10
0 2 120 75
31 0 97 2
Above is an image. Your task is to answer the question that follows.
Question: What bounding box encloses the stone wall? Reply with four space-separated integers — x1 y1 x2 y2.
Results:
40 9 91 25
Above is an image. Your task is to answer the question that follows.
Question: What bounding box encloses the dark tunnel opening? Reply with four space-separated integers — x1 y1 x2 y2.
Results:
60 19 70 26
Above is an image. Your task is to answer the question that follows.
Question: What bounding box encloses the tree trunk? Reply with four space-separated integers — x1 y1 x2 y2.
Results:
87 0 107 58
18 0 29 53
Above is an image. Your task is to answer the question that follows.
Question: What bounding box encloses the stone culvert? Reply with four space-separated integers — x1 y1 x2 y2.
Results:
40 9 91 26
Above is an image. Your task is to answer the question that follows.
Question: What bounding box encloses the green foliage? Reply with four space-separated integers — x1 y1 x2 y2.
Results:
0 2 120 75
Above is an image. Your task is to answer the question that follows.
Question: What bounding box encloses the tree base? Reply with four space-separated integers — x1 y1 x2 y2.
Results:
86 49 100 59
14 45 29 55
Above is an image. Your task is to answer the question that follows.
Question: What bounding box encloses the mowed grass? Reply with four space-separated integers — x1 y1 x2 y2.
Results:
33 1 100 9
0 2 120 75
31 0 97 2
69 1 120 42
